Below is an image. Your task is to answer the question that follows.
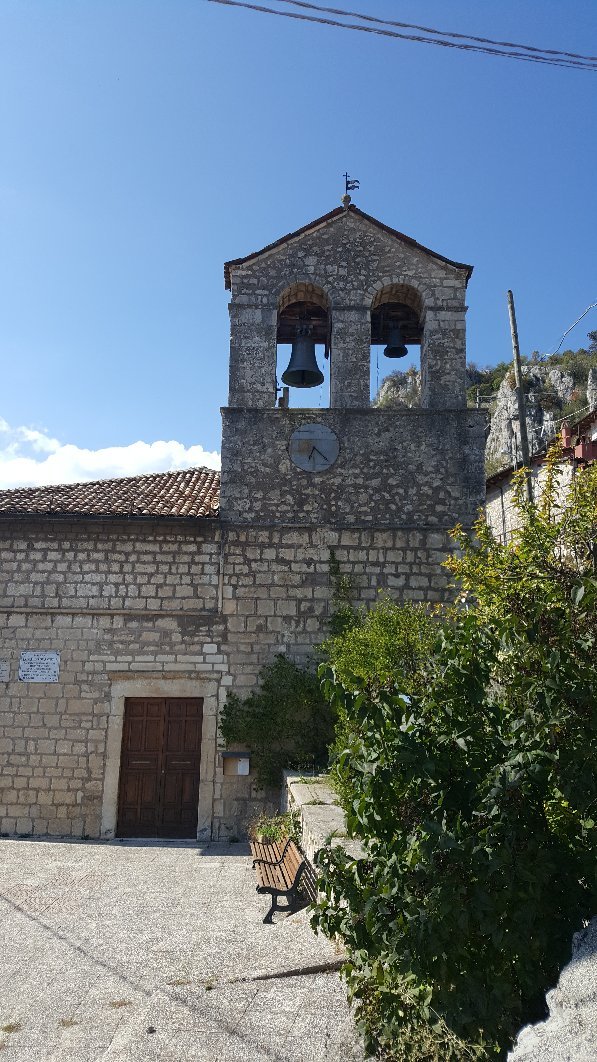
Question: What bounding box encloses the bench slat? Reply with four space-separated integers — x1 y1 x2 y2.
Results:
256 860 293 890
259 863 282 889
250 840 283 864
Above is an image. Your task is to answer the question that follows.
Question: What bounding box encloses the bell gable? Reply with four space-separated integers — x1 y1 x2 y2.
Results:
224 204 472 295
224 203 472 410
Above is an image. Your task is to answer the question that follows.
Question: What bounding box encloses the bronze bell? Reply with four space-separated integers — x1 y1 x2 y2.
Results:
384 323 408 359
281 324 324 388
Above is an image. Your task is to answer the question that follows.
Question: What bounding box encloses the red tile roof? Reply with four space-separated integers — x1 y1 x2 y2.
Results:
224 204 473 289
485 408 597 489
0 467 220 520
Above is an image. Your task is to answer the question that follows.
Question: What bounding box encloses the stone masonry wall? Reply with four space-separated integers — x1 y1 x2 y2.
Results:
0 515 462 841
221 523 456 670
198 522 461 838
0 519 225 840
0 519 220 614
485 461 575 543
221 407 486 529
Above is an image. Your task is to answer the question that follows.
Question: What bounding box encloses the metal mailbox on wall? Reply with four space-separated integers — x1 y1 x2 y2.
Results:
222 751 250 777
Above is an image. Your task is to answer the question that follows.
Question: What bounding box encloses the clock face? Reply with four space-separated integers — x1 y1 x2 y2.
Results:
288 423 340 473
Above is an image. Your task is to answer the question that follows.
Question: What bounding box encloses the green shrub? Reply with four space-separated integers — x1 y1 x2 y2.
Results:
327 547 358 636
549 345 596 387
312 455 597 1059
219 654 334 789
355 978 486 1061
322 597 439 695
249 810 302 845
322 598 439 808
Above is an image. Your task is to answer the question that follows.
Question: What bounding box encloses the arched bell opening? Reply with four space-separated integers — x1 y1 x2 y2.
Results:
370 285 424 407
276 283 330 408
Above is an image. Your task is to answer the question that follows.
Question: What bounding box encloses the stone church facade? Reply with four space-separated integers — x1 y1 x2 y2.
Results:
0 204 485 841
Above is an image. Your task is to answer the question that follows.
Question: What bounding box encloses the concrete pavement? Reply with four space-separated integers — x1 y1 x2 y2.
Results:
0 838 363 1061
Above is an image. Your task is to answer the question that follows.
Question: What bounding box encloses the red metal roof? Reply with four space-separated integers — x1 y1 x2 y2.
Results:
0 467 220 520
224 204 473 289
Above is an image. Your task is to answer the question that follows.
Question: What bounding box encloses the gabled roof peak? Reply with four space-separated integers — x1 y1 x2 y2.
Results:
224 204 473 289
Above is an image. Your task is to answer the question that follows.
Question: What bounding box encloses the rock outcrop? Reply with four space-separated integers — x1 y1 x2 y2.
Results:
375 367 421 408
587 367 597 412
484 366 575 472
375 362 595 472
508 918 597 1062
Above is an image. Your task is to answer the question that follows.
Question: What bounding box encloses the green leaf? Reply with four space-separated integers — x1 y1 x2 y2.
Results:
571 583 586 605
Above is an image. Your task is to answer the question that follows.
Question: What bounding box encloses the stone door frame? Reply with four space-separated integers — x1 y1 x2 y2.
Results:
101 675 218 841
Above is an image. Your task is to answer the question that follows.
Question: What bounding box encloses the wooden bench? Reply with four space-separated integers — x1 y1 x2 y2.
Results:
250 837 306 924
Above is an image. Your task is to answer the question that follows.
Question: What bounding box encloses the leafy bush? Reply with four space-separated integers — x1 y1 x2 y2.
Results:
312 455 597 1059
323 597 439 695
249 810 301 845
322 598 439 807
550 345 596 388
327 547 358 636
466 360 513 408
219 654 334 789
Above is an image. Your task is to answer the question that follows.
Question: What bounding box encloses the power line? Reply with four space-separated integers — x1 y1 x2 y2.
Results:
205 0 597 71
276 0 597 64
551 302 597 355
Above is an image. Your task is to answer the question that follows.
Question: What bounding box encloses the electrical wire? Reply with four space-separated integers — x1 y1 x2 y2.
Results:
551 301 597 355
205 0 597 71
277 0 597 64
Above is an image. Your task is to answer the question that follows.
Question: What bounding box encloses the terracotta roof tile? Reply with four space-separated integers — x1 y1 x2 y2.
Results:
0 467 220 520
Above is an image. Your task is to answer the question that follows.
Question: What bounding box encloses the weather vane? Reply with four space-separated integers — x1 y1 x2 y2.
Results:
342 172 360 207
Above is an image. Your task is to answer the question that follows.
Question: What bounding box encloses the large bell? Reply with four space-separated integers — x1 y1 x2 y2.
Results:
281 325 324 388
384 323 408 359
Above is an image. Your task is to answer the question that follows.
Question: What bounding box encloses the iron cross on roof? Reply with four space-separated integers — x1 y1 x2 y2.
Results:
341 172 359 208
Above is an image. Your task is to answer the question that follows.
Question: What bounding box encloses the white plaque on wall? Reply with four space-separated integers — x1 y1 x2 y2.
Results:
18 651 60 683
0 659 10 682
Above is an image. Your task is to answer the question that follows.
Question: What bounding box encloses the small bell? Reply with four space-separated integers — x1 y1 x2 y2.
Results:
281 324 324 388
384 323 408 359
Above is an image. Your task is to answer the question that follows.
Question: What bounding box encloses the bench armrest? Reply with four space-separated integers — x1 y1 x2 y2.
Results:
251 837 291 868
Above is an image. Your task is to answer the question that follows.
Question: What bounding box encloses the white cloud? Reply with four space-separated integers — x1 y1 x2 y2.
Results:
0 417 220 489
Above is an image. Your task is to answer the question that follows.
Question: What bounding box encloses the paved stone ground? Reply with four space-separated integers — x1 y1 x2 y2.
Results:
0 839 363 1062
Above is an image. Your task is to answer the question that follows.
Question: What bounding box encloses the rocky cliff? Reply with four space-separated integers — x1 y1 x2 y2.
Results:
484 365 581 473
375 359 597 474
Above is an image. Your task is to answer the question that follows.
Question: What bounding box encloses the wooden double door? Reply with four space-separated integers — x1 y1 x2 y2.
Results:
116 698 203 838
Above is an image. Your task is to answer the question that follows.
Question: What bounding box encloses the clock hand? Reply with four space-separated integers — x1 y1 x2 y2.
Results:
309 446 327 463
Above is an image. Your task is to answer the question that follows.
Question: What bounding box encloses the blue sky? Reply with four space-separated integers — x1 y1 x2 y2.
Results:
1 0 596 485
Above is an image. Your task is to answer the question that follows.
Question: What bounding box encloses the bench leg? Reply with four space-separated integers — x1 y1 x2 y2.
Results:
263 895 278 924
263 890 303 923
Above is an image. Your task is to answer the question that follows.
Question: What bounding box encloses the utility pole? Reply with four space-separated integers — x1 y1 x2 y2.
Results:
507 290 533 503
